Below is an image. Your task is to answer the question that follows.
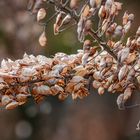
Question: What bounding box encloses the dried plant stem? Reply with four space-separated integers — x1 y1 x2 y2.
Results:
88 29 117 60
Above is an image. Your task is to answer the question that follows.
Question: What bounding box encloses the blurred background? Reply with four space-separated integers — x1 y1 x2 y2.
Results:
0 0 140 140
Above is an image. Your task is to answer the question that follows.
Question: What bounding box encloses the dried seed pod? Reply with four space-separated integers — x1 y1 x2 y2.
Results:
83 40 92 52
82 5 90 18
58 93 68 100
82 53 89 65
16 94 28 102
93 71 101 80
118 65 128 81
77 16 85 42
84 20 92 32
98 86 104 95
39 31 47 47
21 67 37 77
136 37 140 46
1 95 12 106
113 25 123 37
123 12 129 25
98 5 106 19
136 26 140 36
123 21 132 34
90 0 96 8
128 14 134 22
90 0 102 8
37 8 46 22
123 87 132 101
70 0 79 9
92 80 101 89
117 47 130 63
126 53 136 64
6 101 19 110
33 85 51 95
116 94 125 110
105 0 113 10
115 2 122 11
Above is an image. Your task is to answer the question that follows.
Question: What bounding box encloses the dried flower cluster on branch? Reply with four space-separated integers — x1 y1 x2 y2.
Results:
0 0 140 110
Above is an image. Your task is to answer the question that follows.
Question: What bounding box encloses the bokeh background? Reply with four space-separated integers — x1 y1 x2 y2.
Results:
0 0 140 140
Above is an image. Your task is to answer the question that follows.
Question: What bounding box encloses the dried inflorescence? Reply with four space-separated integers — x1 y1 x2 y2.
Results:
0 0 140 110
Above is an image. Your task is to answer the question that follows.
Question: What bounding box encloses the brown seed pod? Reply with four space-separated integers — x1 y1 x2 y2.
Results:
37 8 46 22
98 86 104 95
6 101 19 110
39 31 47 47
92 80 101 89
118 65 128 81
16 94 28 102
1 95 12 106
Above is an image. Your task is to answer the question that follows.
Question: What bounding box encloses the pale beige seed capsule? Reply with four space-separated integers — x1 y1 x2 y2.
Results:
98 86 104 95
123 87 132 101
82 5 90 18
128 14 134 22
116 94 125 110
6 101 19 110
70 0 79 9
92 80 101 89
122 12 128 25
37 8 46 22
1 95 12 106
90 0 96 8
34 85 51 95
123 21 131 34
117 47 130 63
39 31 47 47
118 65 128 81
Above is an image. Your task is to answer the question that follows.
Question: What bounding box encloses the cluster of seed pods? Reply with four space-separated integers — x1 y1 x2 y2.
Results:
0 0 140 109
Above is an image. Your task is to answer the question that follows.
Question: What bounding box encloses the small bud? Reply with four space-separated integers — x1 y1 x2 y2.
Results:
37 8 46 22
39 31 47 47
